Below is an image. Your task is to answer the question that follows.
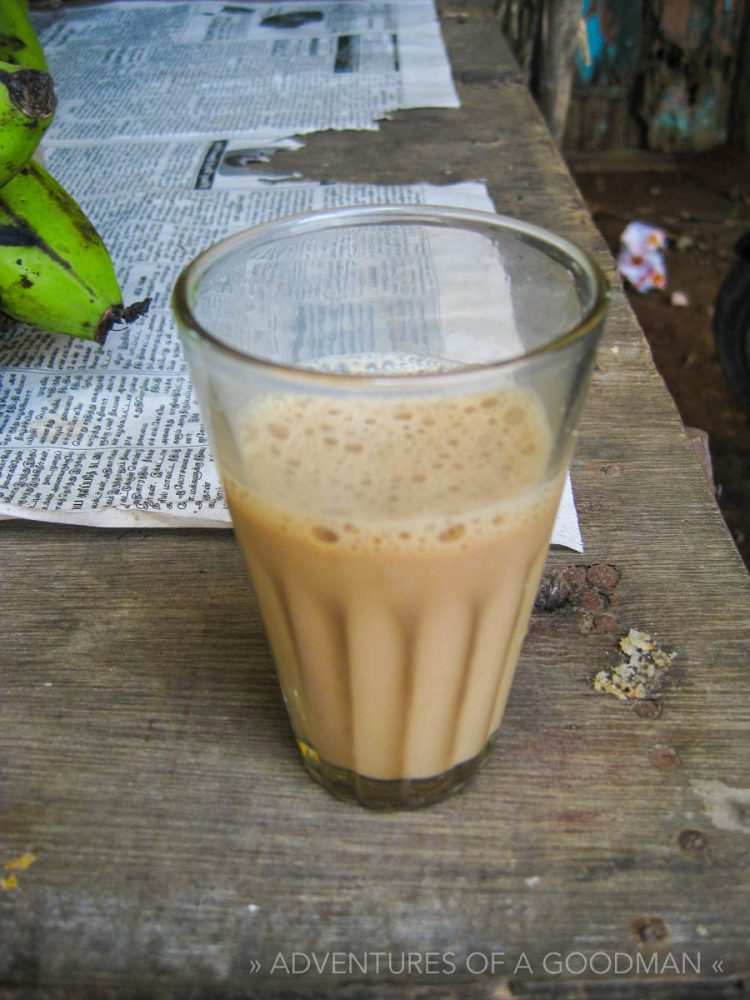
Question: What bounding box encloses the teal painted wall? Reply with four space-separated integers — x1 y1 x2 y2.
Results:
568 0 745 150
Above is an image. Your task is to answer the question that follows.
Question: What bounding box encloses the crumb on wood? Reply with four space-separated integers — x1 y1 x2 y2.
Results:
3 852 37 873
0 851 38 890
593 627 676 701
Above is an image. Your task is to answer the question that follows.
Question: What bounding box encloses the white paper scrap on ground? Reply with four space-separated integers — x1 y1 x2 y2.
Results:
617 220 668 293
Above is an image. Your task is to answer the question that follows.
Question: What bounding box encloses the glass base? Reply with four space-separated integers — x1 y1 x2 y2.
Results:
297 737 495 810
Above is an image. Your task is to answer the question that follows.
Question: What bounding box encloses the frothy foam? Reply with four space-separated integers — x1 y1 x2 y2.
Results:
306 352 464 376
225 382 555 553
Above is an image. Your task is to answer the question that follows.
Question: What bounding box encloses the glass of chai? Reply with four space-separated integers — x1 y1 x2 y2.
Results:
172 205 608 809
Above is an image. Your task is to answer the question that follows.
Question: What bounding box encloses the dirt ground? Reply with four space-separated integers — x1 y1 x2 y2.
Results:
570 147 750 573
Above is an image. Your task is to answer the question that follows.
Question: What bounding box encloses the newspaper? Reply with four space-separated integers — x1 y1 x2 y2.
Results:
32 0 459 143
0 157 583 550
0 175 490 525
0 1 584 549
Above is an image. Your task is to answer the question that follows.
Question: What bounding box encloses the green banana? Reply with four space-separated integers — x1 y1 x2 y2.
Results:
0 60 56 187
0 159 150 343
0 0 48 70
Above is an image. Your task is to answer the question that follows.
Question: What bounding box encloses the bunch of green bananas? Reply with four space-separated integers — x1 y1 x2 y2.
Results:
0 0 149 343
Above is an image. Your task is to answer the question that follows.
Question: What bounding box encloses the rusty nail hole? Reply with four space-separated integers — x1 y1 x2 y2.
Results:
648 745 681 769
599 463 622 477
562 566 588 591
678 828 709 853
634 699 663 719
578 588 604 611
586 563 620 592
534 570 575 612
631 916 669 945
590 613 620 634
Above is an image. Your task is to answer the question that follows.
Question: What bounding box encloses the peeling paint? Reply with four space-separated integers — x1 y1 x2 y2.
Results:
568 0 745 151
575 0 641 85
576 1 604 84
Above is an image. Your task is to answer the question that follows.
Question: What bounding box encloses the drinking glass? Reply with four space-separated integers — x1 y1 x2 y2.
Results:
172 205 608 808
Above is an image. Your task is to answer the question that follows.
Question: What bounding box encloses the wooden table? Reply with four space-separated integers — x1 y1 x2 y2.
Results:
3 3 749 997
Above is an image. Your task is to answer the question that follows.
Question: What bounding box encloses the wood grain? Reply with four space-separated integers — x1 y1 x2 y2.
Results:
2 3 749 997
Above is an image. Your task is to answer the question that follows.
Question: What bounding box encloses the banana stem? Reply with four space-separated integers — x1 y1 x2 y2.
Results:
96 297 152 344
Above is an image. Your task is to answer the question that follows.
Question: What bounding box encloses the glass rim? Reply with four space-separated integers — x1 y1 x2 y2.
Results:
171 204 611 386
